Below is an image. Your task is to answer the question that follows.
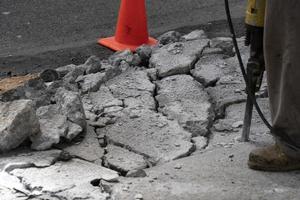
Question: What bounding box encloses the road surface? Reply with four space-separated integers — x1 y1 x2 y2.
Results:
0 0 246 76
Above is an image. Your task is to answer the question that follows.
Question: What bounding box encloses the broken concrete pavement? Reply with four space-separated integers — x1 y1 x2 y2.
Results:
0 30 299 200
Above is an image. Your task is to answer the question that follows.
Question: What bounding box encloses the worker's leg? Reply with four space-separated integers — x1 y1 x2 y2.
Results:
264 0 300 159
248 0 300 171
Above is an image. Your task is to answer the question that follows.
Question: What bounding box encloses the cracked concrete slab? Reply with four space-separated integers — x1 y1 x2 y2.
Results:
0 30 291 199
61 126 104 164
106 69 155 99
150 39 209 78
87 86 123 113
10 159 119 200
156 75 213 137
0 149 62 171
207 83 246 118
101 109 194 163
191 54 225 87
105 69 156 111
105 145 148 174
210 98 272 150
0 172 28 200
123 94 156 111
111 143 300 200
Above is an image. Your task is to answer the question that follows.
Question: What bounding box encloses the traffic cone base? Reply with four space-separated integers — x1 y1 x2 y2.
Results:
98 36 157 52
98 0 157 51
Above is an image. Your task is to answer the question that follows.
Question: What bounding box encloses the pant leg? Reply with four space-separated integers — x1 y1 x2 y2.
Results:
264 0 300 158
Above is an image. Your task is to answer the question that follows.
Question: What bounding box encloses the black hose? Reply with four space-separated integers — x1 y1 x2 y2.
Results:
224 0 272 129
224 0 300 151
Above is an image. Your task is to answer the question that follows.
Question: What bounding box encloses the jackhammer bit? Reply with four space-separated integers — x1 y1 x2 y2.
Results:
241 26 265 142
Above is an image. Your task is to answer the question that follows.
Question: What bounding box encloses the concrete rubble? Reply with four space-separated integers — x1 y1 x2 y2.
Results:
0 29 299 200
104 145 148 175
0 100 40 152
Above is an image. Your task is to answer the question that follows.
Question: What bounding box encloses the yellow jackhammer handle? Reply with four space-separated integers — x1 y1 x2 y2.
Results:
245 0 266 27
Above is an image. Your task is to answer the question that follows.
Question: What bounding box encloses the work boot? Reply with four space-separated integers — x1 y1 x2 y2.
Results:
248 145 300 171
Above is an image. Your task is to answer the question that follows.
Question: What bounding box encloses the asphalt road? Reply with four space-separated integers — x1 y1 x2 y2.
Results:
0 0 246 76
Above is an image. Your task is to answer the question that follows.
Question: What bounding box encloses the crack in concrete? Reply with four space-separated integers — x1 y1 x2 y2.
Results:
190 43 210 71
214 99 246 120
7 164 107 200
1 152 80 199
150 74 201 159
106 138 156 167
152 82 160 113
197 95 217 151
97 129 148 177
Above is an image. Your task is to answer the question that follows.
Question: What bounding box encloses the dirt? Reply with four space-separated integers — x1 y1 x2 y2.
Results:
0 74 38 93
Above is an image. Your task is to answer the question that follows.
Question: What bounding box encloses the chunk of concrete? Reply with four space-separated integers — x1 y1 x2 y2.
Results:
207 84 246 118
76 72 106 93
0 100 40 152
126 169 147 178
136 45 153 66
55 88 86 130
150 39 209 78
88 86 123 113
182 30 207 41
31 104 68 150
105 69 156 110
31 88 87 150
106 69 155 99
191 54 225 87
210 37 234 56
63 126 104 164
100 60 123 81
82 55 102 74
146 68 158 81
66 122 83 140
56 64 77 77
63 67 85 84
156 75 213 137
105 145 148 173
158 31 182 45
202 47 224 55
108 50 135 66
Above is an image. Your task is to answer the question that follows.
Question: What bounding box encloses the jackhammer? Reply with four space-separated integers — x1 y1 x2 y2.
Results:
242 0 265 142
224 0 300 151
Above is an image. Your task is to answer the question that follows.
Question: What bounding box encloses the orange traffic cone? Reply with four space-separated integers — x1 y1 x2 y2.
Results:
98 0 157 51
